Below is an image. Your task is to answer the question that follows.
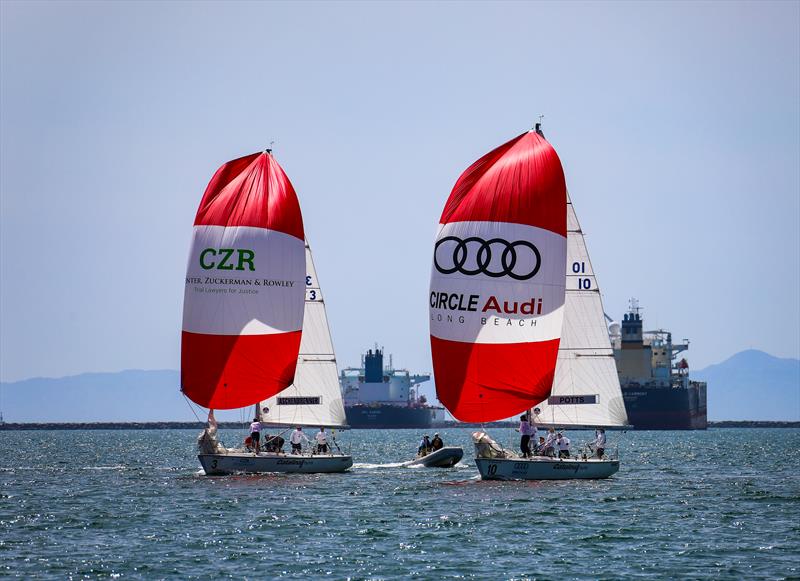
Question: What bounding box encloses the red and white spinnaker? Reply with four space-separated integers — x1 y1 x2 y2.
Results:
181 151 305 409
429 130 568 422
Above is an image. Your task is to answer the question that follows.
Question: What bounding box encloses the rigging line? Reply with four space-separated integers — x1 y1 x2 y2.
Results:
182 393 205 425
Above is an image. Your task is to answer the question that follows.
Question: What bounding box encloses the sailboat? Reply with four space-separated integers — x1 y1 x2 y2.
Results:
182 149 352 475
429 125 625 480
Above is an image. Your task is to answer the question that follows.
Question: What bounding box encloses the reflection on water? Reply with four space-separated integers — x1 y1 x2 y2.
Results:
1 427 798 579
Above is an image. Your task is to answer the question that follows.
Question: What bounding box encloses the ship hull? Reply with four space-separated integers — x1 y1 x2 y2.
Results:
622 382 707 430
345 405 433 429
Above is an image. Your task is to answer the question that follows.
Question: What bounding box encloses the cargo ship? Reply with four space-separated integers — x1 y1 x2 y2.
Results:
340 347 445 429
612 300 707 430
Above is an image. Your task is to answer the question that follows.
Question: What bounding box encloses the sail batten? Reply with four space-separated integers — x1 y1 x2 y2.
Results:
259 241 348 428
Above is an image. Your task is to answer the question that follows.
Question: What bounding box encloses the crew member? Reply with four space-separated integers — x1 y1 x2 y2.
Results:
556 431 571 458
593 428 606 458
542 428 557 457
518 413 537 458
249 418 262 454
535 436 546 455
431 433 444 450
290 427 310 454
315 427 329 454
263 433 285 453
418 435 431 456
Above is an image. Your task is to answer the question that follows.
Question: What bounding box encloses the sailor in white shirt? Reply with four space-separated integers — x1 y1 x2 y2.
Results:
556 431 571 458
542 428 557 457
315 427 329 454
249 418 261 454
290 427 310 455
593 429 607 458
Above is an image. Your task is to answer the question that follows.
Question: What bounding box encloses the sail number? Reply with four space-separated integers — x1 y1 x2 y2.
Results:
573 262 592 289
306 275 320 300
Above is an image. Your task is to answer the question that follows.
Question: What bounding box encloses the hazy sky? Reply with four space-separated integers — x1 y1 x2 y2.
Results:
1 1 798 384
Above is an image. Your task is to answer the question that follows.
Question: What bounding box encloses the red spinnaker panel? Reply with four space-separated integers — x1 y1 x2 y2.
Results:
429 131 568 422
181 152 305 409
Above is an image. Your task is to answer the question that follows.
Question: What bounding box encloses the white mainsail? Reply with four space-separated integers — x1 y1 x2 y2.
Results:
259 241 347 427
534 193 629 428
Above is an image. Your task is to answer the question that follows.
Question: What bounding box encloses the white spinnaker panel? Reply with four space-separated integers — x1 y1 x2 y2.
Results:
259 242 347 427
534 194 628 428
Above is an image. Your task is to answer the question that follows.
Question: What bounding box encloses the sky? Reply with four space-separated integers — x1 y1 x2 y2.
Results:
1 1 799 385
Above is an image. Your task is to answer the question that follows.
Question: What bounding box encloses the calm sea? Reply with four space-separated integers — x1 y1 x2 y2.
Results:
1 427 798 579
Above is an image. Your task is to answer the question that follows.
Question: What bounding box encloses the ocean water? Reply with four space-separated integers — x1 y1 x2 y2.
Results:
1 427 798 580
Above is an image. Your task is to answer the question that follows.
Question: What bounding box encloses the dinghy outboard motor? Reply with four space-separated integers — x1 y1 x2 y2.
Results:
472 431 509 459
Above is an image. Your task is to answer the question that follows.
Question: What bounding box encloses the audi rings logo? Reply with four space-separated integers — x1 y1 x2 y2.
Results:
434 236 542 280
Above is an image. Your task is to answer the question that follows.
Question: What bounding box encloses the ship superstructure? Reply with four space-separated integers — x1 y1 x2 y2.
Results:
340 347 445 429
612 300 707 429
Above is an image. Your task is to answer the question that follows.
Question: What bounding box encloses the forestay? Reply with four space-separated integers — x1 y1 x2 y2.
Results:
533 194 629 428
259 241 347 427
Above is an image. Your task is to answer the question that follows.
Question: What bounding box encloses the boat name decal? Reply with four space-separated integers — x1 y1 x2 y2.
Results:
552 463 588 472
547 395 599 405
277 396 321 406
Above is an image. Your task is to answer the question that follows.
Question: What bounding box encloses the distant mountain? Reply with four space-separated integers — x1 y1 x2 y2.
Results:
2 349 797 422
694 350 800 421
0 370 246 423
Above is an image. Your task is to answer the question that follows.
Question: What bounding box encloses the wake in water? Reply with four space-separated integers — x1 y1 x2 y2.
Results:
353 461 424 469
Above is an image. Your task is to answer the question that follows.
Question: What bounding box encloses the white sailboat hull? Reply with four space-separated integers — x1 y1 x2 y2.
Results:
199 452 353 475
475 456 620 480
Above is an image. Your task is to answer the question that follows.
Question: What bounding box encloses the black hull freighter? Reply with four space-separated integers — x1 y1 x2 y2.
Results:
341 347 445 429
612 300 708 430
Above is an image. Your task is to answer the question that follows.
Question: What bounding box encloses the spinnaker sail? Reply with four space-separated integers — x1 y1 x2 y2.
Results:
259 241 347 427
181 151 306 409
429 130 568 422
533 193 629 427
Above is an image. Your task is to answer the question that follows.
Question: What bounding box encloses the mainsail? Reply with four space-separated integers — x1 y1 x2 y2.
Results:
258 241 347 427
533 194 629 427
429 130 568 422
181 151 306 409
